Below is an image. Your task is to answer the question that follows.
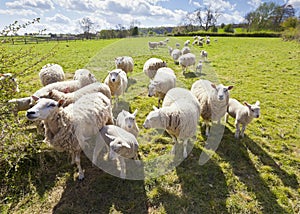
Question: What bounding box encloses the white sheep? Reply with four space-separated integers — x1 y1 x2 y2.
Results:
192 39 203 47
191 79 233 136
178 53 196 73
8 97 32 115
184 40 190 46
170 49 182 64
116 109 139 137
39 63 65 86
225 98 260 139
26 92 113 180
206 38 210 45
200 50 208 61
159 41 167 47
181 46 191 55
148 67 176 107
114 56 134 74
143 87 200 158
49 82 112 107
148 41 159 49
93 125 139 179
104 69 128 105
73 68 97 83
196 60 203 73
0 73 19 92
143 58 167 79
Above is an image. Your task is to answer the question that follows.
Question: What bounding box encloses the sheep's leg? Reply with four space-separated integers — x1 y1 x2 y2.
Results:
119 157 126 179
235 120 240 139
183 139 188 159
171 136 178 155
71 152 75 165
74 150 84 180
225 113 229 123
241 124 247 138
205 121 210 137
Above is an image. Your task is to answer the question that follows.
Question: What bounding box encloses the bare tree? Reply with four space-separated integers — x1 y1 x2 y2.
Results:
79 17 94 39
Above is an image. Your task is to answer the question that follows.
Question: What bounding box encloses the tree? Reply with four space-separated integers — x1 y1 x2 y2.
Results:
79 17 94 39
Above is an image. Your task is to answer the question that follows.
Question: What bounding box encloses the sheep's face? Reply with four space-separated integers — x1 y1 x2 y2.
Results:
106 134 131 160
211 84 233 101
143 108 163 129
124 115 136 129
109 70 121 82
245 101 260 118
115 57 124 67
26 98 59 121
148 81 157 97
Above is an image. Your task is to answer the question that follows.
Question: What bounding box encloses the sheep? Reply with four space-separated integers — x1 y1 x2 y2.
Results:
191 79 233 136
26 92 113 180
148 67 176 107
170 49 182 64
104 69 128 106
143 58 167 79
181 46 191 55
164 38 169 43
93 125 139 179
158 41 167 47
114 56 134 74
8 97 32 115
178 53 196 73
184 40 190 46
148 41 159 49
206 38 211 45
196 60 203 73
0 73 19 93
143 87 200 159
192 39 203 47
200 50 208 61
48 82 112 107
31 69 97 104
39 63 65 86
116 109 139 137
225 98 260 139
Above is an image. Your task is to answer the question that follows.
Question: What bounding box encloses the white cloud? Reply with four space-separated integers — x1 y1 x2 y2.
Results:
6 0 55 10
0 9 38 16
203 0 236 11
47 14 71 24
219 11 245 24
287 0 300 8
247 0 262 8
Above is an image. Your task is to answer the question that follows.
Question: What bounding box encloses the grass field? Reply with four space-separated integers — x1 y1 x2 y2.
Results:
1 36 300 214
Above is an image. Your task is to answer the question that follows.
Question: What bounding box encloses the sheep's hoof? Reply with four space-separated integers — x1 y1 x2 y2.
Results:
120 172 126 179
78 173 85 181
183 151 187 159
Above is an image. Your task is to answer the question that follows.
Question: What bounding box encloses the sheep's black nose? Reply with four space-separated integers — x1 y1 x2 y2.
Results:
112 79 115 82
26 111 35 116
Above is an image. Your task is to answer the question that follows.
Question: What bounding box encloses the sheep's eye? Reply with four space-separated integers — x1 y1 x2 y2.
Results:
48 103 56 108
224 89 228 92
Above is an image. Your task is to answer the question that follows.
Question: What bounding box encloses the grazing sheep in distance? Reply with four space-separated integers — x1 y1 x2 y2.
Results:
143 58 167 79
39 63 65 86
143 87 200 158
93 125 139 179
191 79 233 136
178 53 196 73
148 41 159 49
48 82 112 107
148 67 176 107
181 46 191 55
225 98 260 139
104 69 128 106
115 56 134 74
184 40 190 46
26 92 113 180
200 50 208 61
116 109 139 137
0 73 19 93
175 43 180 48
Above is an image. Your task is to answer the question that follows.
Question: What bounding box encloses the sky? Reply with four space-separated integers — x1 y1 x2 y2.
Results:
0 0 299 34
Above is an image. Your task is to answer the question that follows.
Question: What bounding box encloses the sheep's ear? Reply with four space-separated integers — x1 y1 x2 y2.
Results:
227 86 234 90
153 105 158 111
243 102 251 108
122 141 131 149
31 95 39 101
255 101 260 106
211 84 217 89
133 109 138 116
105 133 116 141
58 99 65 107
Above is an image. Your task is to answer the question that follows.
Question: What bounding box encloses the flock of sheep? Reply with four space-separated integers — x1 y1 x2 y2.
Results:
4 36 261 180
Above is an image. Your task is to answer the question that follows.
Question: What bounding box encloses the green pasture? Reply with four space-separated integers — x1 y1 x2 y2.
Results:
0 36 299 213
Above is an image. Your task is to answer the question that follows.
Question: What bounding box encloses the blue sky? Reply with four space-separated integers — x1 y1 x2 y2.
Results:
0 0 299 34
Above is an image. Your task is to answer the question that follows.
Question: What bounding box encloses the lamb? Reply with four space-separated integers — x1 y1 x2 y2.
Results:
39 63 65 86
181 46 191 55
225 98 260 139
93 125 139 179
116 109 139 137
196 60 203 73
114 56 134 74
184 40 190 46
148 41 159 49
178 53 196 73
0 73 19 93
104 69 128 105
26 92 113 180
191 79 233 136
200 50 208 61
143 58 167 79
148 67 176 107
143 87 200 158
48 82 112 107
